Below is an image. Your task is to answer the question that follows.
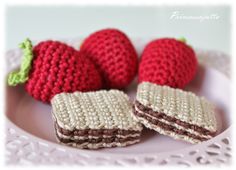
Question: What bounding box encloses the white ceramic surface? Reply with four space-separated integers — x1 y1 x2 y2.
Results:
5 39 232 166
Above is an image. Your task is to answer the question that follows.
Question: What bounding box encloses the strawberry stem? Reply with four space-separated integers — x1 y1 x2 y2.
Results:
8 38 34 86
178 37 187 43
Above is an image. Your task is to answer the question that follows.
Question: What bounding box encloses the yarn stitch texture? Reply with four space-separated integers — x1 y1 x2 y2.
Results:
136 82 217 132
139 38 198 88
24 40 102 103
133 82 217 144
51 90 143 131
80 28 138 89
8 38 34 86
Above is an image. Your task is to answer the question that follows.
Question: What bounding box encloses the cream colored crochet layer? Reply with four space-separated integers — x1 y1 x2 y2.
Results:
58 139 141 149
136 82 217 132
51 90 143 131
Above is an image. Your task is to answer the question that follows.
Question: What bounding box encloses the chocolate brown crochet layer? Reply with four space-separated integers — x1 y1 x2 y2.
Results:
135 100 216 136
134 109 208 141
55 122 141 137
56 131 140 144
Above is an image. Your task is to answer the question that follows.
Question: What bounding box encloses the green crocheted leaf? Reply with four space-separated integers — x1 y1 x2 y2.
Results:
178 37 193 48
8 38 34 86
178 37 187 43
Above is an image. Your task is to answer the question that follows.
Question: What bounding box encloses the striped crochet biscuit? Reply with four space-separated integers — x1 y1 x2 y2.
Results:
132 82 217 144
51 90 143 149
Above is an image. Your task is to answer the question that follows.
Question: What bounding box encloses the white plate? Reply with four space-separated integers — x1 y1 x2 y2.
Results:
5 39 232 166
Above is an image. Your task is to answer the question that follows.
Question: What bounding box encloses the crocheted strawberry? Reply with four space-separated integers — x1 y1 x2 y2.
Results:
8 39 102 103
139 38 197 88
80 28 138 89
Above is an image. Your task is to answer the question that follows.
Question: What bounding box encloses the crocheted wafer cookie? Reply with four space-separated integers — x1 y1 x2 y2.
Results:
132 82 217 144
51 90 143 149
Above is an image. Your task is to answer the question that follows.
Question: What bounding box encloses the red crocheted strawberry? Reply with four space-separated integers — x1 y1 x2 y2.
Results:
8 39 102 103
139 38 197 88
80 28 138 89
